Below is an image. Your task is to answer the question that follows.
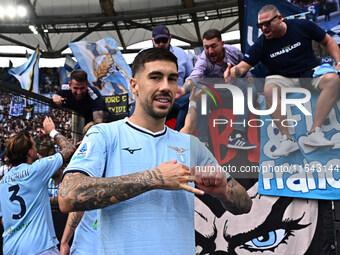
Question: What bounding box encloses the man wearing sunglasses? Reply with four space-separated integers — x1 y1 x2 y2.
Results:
225 4 340 157
151 25 193 131
33 127 55 157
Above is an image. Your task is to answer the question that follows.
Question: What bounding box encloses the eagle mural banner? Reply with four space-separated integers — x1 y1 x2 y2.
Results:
68 38 133 100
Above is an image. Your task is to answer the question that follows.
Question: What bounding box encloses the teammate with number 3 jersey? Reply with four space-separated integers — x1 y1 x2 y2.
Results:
0 117 75 255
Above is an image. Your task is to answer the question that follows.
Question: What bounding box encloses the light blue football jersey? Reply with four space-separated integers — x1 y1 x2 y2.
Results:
0 153 63 255
64 119 228 255
70 210 97 255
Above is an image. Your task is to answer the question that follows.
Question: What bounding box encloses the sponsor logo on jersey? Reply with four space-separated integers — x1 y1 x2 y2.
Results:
7 220 32 235
73 142 91 160
122 147 142 154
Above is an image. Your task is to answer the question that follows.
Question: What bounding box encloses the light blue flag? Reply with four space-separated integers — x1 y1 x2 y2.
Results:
68 38 133 99
258 92 340 200
8 47 40 94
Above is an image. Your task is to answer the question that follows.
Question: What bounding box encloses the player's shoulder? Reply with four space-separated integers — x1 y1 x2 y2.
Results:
89 118 127 133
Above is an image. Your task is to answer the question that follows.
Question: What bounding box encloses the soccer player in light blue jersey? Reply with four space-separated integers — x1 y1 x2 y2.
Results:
58 48 252 255
0 117 75 255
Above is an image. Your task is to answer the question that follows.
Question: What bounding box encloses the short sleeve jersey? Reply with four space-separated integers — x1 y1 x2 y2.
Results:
243 19 326 77
63 119 230 255
0 153 63 255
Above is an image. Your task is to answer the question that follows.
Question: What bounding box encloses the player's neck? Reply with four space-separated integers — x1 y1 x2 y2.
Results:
128 111 166 133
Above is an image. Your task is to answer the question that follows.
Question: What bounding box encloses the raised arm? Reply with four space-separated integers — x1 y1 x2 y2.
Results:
43 117 76 162
180 86 203 134
177 79 196 98
224 61 253 82
58 159 204 212
59 211 85 255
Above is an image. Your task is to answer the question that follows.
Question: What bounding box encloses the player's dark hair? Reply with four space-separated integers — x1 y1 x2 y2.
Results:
70 69 88 83
6 132 33 166
202 29 222 41
132 48 178 77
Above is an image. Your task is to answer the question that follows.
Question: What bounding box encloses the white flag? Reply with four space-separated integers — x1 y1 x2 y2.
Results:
8 47 40 94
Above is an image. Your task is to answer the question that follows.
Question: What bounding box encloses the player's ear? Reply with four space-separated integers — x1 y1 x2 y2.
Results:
27 149 33 158
130 78 138 96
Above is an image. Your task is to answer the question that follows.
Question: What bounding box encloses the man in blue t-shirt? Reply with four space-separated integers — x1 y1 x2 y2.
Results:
58 48 252 255
225 4 340 157
0 117 75 255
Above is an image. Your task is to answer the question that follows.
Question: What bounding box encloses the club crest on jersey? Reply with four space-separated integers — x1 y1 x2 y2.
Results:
73 142 91 160
168 146 188 163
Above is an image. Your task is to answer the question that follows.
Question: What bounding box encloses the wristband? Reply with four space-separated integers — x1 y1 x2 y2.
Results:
189 101 197 109
49 129 59 139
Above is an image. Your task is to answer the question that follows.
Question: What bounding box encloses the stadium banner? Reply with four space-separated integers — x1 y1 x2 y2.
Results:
9 96 26 117
59 55 78 84
8 47 40 94
104 94 129 117
258 91 340 200
194 79 336 254
23 105 34 120
68 38 133 99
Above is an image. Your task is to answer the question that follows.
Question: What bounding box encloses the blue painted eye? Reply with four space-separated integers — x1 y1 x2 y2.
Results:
244 229 286 250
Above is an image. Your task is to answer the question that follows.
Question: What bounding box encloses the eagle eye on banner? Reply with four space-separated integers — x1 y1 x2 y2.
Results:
8 47 40 94
68 38 133 100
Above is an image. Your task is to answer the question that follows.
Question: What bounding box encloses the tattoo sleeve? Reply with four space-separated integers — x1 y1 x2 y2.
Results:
58 169 165 212
60 211 85 245
183 80 195 94
221 179 252 215
54 133 76 162
68 211 84 230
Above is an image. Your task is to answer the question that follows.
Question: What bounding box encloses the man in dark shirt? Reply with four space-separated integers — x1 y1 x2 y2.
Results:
225 4 340 157
52 70 106 124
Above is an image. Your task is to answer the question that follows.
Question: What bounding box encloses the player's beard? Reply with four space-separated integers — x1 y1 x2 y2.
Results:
140 93 174 119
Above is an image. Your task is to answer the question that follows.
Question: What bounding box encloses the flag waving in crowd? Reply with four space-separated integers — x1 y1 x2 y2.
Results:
68 38 133 99
8 47 40 94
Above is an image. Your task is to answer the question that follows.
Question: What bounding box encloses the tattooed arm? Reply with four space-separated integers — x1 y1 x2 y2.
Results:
59 211 85 255
194 165 252 215
176 79 196 98
43 117 76 162
58 159 204 213
224 61 253 82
